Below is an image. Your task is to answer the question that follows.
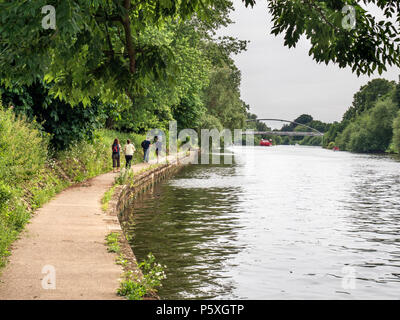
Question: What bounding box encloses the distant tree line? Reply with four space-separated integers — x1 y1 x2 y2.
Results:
324 78 400 153
246 113 330 146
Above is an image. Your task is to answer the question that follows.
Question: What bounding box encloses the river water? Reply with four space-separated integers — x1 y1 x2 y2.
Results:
122 146 400 299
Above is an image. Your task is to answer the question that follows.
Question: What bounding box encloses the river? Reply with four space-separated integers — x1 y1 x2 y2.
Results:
121 146 400 299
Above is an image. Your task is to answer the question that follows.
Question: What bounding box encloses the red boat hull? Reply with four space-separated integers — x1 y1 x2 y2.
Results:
260 140 272 146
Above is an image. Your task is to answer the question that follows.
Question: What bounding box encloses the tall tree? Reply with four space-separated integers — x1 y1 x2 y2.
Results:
2 0 400 108
342 78 396 121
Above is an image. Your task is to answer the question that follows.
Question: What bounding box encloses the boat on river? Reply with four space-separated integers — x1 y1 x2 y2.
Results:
260 139 272 146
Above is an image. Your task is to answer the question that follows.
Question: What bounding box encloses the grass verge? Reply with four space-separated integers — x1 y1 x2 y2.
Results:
105 231 166 300
0 104 145 269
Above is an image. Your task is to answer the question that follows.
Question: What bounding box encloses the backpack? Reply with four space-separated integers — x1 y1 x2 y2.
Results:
141 140 146 149
112 143 119 154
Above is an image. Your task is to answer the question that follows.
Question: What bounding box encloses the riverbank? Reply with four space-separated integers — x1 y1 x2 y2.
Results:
0 171 125 299
0 105 145 269
109 151 197 300
0 150 195 299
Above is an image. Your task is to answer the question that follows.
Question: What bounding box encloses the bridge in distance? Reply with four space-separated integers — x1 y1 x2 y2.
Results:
242 131 323 137
244 118 324 137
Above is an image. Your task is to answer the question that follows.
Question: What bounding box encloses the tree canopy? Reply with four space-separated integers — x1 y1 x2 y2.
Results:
0 0 250 149
324 77 400 152
2 0 400 108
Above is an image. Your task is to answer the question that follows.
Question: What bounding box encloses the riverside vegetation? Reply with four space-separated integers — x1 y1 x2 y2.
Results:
248 77 400 154
106 232 166 300
0 102 145 268
324 78 400 153
102 162 171 299
0 1 256 270
3 0 400 297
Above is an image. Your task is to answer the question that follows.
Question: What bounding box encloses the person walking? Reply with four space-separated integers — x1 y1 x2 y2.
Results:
141 137 151 163
124 139 135 169
154 136 162 163
111 138 122 173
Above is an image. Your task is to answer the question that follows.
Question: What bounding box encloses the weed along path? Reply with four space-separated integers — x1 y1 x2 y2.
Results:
0 161 151 300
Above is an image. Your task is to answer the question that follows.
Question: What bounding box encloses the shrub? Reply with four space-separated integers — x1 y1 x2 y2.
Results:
336 97 399 152
117 253 167 300
0 102 146 267
393 111 400 153
327 141 336 149
0 105 48 267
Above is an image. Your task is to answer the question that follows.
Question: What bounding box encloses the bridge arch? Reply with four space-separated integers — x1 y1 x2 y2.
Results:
246 118 324 136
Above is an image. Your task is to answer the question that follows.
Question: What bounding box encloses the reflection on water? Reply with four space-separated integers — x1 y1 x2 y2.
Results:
121 146 400 299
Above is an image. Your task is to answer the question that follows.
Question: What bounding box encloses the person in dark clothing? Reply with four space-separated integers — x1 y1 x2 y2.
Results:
141 138 151 163
112 138 121 173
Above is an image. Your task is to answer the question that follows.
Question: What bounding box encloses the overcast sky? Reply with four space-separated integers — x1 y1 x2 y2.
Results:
218 0 400 128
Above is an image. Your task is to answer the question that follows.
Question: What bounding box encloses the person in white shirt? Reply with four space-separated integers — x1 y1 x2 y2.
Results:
124 139 136 169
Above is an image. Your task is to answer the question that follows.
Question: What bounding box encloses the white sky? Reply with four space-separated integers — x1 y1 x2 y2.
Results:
218 0 400 128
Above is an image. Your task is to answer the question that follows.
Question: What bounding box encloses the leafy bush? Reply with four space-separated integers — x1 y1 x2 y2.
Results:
117 253 167 300
327 141 336 149
0 102 146 267
299 135 322 146
336 97 399 152
393 111 400 153
117 272 148 300
1 82 106 150
106 232 121 254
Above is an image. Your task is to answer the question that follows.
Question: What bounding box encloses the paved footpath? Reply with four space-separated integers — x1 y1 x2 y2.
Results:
0 162 149 300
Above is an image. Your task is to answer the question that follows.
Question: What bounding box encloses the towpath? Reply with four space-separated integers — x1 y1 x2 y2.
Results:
0 161 150 299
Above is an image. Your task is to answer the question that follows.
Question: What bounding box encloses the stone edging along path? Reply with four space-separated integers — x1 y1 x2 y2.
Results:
0 151 195 300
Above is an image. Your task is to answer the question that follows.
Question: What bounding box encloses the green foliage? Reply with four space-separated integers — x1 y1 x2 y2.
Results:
336 97 399 152
324 78 397 149
56 129 144 182
117 253 167 300
245 112 271 144
342 79 396 121
0 105 49 266
295 114 314 125
393 83 400 108
246 112 269 132
0 106 47 185
106 232 121 254
268 0 400 76
327 141 336 150
1 0 249 146
114 163 161 187
391 111 400 153
198 114 223 131
1 82 107 150
323 121 349 147
0 0 250 105
138 253 167 290
117 273 148 300
0 102 144 267
274 114 328 146
102 186 117 212
281 114 315 132
1 0 399 108
299 135 323 146
202 65 247 130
